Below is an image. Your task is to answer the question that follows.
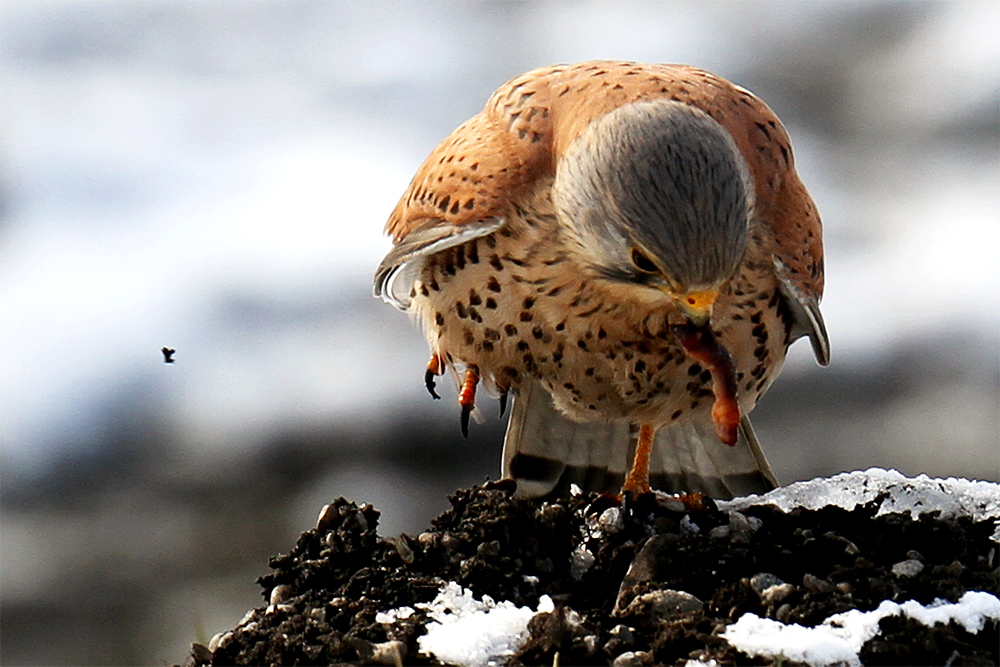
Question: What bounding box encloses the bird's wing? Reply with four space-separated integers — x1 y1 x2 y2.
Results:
374 217 505 309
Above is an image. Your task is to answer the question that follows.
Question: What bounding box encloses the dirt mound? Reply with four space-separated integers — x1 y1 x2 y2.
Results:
183 480 999 666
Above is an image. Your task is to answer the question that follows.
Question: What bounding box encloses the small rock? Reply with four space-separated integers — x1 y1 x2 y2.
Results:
391 536 415 564
613 650 652 666
661 497 688 513
823 531 861 556
316 503 337 531
370 640 406 666
708 525 730 540
891 559 925 578
269 584 293 605
615 589 703 620
679 515 700 535
417 531 438 550
208 631 231 653
749 573 785 595
727 511 760 543
939 560 966 577
609 624 635 645
802 573 835 593
599 507 625 534
190 642 212 663
477 539 501 557
570 545 596 580
614 534 680 612
265 603 295 615
761 583 795 606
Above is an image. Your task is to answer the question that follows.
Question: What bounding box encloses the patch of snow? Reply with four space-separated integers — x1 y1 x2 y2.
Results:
378 581 554 667
722 468 1000 541
723 590 1000 667
374 606 414 624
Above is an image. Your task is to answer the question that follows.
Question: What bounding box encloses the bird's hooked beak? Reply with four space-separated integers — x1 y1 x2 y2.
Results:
661 287 719 327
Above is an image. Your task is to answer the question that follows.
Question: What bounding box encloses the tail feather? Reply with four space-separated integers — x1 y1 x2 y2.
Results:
502 378 778 500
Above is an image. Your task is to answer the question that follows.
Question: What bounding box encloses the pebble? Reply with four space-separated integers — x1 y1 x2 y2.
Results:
191 642 212 663
269 584 293 605
580 634 599 654
891 559 925 578
315 503 337 532
823 531 861 556
661 497 688 513
802 573 835 594
599 507 625 534
370 640 407 666
727 511 761 544
749 572 785 595
761 583 795 606
679 515 700 535
391 536 415 564
477 539 501 557
615 589 703 620
570 545 596 580
609 624 635 645
417 531 439 550
613 650 652 666
208 631 232 653
708 525 730 540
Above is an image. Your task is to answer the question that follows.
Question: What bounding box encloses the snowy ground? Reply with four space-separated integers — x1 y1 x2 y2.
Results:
365 469 1000 667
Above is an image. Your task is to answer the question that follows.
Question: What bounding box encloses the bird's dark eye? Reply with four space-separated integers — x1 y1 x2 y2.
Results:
630 247 659 274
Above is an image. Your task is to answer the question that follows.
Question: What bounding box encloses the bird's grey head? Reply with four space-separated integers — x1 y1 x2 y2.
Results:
553 99 753 304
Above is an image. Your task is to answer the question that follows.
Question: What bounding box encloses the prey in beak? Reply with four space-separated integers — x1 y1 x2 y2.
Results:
667 287 741 446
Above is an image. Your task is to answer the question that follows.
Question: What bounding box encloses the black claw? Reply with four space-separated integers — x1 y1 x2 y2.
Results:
460 404 472 438
425 368 441 399
498 390 508 418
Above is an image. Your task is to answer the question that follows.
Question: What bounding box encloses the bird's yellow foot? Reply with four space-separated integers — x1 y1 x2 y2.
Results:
620 423 656 498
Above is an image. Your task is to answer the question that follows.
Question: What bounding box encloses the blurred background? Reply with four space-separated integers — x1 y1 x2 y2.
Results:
1 0 997 664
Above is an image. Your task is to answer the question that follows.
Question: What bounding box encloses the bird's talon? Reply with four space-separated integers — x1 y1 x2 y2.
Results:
458 366 479 438
425 353 443 400
498 388 509 418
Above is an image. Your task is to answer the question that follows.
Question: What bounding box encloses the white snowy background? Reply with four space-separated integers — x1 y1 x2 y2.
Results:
1 1 997 665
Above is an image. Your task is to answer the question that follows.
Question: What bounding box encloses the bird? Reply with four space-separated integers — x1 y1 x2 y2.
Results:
374 61 829 500
162 347 176 364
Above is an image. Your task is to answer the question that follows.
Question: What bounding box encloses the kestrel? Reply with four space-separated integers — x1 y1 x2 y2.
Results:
375 61 829 500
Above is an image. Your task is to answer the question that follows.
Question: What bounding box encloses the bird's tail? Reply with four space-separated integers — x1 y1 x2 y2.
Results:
502 378 778 500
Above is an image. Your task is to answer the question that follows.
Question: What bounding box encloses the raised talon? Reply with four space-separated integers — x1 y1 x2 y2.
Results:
498 387 509 418
425 353 442 400
458 366 480 438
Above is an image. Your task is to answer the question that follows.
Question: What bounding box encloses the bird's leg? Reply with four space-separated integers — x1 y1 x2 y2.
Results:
621 423 656 497
458 365 479 438
425 353 443 400
670 322 740 446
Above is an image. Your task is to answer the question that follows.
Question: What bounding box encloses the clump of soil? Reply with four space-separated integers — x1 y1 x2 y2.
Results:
184 480 999 666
